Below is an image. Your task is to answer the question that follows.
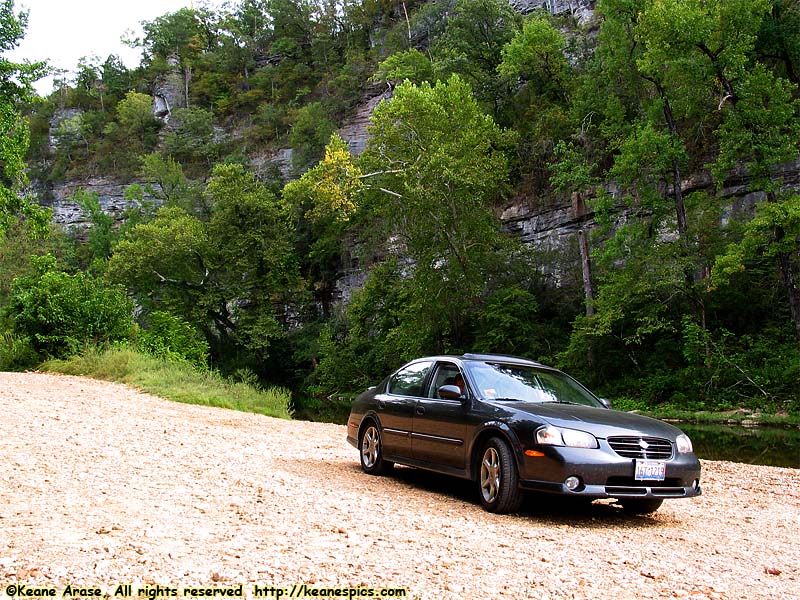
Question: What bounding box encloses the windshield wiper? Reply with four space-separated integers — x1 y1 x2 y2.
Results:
540 400 584 405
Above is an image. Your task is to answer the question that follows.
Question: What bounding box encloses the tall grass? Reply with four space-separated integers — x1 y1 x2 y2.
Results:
41 346 293 419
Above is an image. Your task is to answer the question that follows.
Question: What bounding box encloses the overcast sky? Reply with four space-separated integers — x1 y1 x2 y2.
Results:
7 0 226 96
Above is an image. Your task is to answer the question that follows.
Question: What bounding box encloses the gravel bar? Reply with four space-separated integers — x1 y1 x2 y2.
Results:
1 372 798 600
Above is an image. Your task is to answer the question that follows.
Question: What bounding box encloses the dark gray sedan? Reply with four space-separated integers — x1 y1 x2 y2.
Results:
346 353 702 514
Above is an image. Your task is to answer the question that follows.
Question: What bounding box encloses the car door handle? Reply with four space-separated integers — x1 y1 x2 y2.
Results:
416 406 425 415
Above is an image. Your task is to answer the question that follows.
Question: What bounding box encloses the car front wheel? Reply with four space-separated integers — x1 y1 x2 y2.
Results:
478 437 523 513
359 422 392 475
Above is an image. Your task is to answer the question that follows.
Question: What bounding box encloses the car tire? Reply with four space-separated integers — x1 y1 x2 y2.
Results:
359 422 393 475
620 498 664 515
478 437 523 513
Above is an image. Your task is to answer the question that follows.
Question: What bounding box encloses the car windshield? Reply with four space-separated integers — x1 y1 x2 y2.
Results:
466 362 603 408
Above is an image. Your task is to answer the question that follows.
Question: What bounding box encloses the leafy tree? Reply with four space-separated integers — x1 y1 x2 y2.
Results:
432 0 521 116
288 102 336 172
284 133 364 314
138 152 202 213
7 254 133 358
373 48 436 86
162 106 219 169
140 7 217 107
108 164 302 373
0 0 48 237
497 14 570 103
113 90 161 147
360 75 515 349
312 258 428 396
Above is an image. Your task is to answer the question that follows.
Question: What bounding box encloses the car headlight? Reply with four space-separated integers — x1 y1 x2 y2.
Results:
536 426 599 449
676 434 693 454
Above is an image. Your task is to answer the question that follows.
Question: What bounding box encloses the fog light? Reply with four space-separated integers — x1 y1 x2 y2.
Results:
565 476 581 491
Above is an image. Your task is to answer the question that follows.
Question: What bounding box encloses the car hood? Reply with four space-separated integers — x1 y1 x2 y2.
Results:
487 401 685 440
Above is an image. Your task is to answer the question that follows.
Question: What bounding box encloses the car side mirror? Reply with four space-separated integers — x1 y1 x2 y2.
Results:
438 384 466 401
599 397 612 409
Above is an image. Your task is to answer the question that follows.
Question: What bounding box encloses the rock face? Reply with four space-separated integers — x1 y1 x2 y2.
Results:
48 178 154 231
337 86 393 156
510 0 596 22
152 56 187 121
49 108 84 151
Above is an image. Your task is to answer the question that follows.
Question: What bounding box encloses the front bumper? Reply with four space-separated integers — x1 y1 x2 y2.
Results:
517 443 702 500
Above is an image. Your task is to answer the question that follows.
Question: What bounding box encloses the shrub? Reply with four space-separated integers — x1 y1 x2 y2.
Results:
0 332 39 370
7 255 134 358
137 311 210 368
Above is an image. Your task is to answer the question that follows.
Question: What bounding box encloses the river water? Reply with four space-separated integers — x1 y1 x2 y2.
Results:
678 423 800 468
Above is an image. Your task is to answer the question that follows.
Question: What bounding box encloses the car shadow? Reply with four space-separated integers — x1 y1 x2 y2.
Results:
383 465 669 527
280 458 670 526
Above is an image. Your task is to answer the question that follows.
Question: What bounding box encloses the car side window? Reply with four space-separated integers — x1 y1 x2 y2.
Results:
387 361 432 397
428 363 466 399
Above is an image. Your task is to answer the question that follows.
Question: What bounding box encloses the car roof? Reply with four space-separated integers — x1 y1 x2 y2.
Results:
411 353 548 368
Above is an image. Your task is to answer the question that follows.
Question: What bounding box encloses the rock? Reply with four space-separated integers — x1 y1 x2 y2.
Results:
152 55 187 122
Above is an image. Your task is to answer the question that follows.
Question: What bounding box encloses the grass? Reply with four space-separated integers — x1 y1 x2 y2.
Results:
41 346 293 420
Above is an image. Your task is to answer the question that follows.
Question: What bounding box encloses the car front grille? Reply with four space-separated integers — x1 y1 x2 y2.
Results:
607 436 673 460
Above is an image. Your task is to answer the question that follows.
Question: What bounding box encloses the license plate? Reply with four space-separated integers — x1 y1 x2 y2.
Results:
635 459 666 481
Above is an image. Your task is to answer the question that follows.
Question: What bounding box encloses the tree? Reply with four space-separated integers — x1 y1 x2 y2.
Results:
360 75 515 349
432 0 521 117
288 102 336 172
138 152 201 213
140 8 217 108
108 165 303 373
162 106 219 169
7 255 133 358
283 133 364 314
113 90 161 147
0 0 48 237
497 14 570 103
373 48 436 87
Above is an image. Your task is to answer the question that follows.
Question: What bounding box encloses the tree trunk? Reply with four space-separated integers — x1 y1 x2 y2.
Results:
778 251 800 341
767 191 800 341
573 193 595 317
578 229 595 317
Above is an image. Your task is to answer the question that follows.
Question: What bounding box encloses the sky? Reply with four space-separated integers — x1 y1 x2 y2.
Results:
7 0 225 96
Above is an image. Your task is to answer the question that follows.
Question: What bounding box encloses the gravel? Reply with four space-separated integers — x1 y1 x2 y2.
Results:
1 372 798 600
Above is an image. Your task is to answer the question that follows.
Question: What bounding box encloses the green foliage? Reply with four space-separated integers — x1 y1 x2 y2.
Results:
139 152 201 212
288 102 336 172
497 14 569 101
0 0 49 237
712 64 800 190
137 310 210 367
712 193 800 288
108 164 303 373
163 107 220 169
312 258 430 398
0 331 38 370
72 188 115 264
432 0 521 114
361 75 515 348
373 49 436 85
473 286 542 358
7 255 134 358
115 91 161 145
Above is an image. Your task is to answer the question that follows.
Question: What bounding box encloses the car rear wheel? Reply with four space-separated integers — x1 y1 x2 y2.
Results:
620 498 664 515
359 422 392 475
478 437 523 513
